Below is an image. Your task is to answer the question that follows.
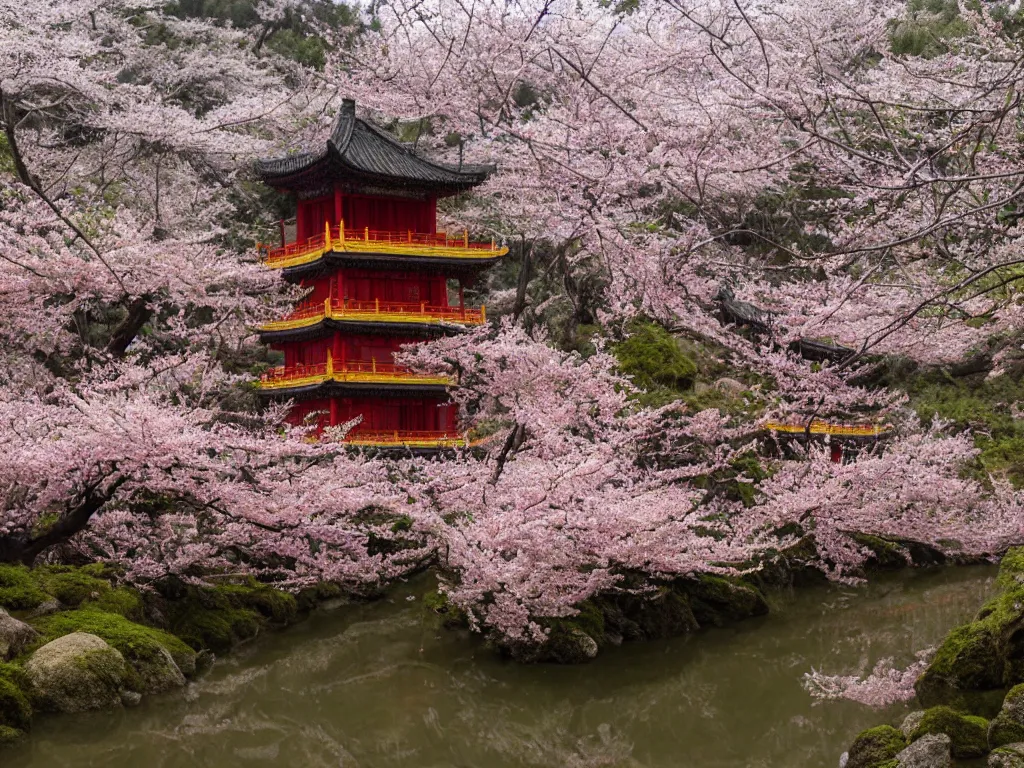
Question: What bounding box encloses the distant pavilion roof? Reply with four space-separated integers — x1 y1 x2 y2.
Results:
257 99 491 196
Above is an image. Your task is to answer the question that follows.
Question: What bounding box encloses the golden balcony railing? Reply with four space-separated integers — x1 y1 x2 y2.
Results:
259 222 508 270
763 420 893 437
261 298 486 332
344 430 468 449
259 352 450 391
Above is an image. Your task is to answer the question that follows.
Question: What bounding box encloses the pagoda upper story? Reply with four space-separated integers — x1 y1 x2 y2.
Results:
257 99 507 276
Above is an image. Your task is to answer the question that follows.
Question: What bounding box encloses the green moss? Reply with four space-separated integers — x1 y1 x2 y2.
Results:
161 581 297 654
613 321 698 393
915 585 1022 706
31 608 195 678
999 548 1024 589
0 676 30 732
684 574 769 627
911 705 989 758
168 605 261 654
295 581 343 613
214 584 298 625
909 373 1024 487
846 725 907 768
0 725 25 746
33 565 114 608
87 588 145 621
990 711 1024 749
0 565 48 611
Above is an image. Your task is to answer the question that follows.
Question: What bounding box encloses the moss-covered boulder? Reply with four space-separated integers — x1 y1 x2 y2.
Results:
990 685 1024 749
684 574 769 627
25 632 134 713
0 565 48 611
0 608 38 660
613 321 698 392
846 725 907 768
162 581 297 655
0 674 31 732
31 607 197 683
910 705 990 759
991 743 1024 768
0 726 25 746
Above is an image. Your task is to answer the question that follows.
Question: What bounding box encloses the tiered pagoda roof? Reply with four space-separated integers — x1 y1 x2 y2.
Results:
258 99 491 196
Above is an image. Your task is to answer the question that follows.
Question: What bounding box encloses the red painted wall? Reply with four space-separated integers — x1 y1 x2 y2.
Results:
285 396 456 434
300 270 450 308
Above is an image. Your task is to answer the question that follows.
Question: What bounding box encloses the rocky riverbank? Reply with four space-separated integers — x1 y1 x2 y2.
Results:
0 563 341 746
842 547 1024 767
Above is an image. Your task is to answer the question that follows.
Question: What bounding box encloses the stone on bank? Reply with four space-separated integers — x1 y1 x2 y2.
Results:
25 632 134 713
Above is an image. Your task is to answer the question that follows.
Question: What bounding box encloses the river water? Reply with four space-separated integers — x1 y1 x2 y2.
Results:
7 565 997 768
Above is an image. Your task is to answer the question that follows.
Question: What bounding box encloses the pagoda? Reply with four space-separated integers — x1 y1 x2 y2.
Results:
255 99 507 449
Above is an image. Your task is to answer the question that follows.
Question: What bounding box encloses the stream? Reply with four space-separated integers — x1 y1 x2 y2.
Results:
6 565 998 768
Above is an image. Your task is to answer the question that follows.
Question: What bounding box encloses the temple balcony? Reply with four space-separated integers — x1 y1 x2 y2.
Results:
259 354 450 391
763 420 893 438
344 430 468 449
259 223 508 270
260 298 486 333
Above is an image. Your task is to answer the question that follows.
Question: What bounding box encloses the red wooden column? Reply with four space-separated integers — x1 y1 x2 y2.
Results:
334 186 343 231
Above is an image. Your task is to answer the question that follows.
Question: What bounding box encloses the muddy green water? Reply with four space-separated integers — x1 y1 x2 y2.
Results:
7 566 998 768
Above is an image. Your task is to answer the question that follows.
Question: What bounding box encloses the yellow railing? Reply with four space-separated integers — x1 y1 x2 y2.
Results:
261 298 486 332
259 222 508 270
259 352 450 391
763 420 893 437
344 430 468 448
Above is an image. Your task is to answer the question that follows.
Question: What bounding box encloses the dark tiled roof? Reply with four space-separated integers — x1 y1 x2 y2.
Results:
257 99 490 189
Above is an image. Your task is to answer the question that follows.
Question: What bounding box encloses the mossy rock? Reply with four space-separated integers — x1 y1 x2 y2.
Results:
423 590 469 630
990 684 1024 749
910 705 989 759
683 574 769 627
25 632 133 713
850 534 908 570
914 588 1024 707
31 607 196 681
613 321 698 392
846 725 907 768
1000 548 1024 590
990 712 1024 750
991 743 1024 768
161 580 298 655
33 565 115 608
295 581 344 613
592 587 698 643
0 565 48 612
87 588 145 621
541 624 600 664
0 676 31 732
0 725 25 746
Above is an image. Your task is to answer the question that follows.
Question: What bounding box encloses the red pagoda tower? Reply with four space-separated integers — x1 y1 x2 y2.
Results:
255 99 506 449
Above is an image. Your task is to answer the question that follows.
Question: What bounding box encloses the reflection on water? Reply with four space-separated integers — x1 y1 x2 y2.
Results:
7 566 996 768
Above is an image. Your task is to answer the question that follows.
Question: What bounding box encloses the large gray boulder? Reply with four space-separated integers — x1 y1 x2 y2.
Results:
25 632 134 713
896 734 952 768
991 742 1024 767
0 607 39 660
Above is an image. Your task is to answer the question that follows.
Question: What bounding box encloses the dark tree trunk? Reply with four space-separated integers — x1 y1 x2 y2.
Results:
0 480 122 566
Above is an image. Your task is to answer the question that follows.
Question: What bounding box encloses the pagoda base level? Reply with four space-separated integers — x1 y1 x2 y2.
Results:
287 395 457 436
